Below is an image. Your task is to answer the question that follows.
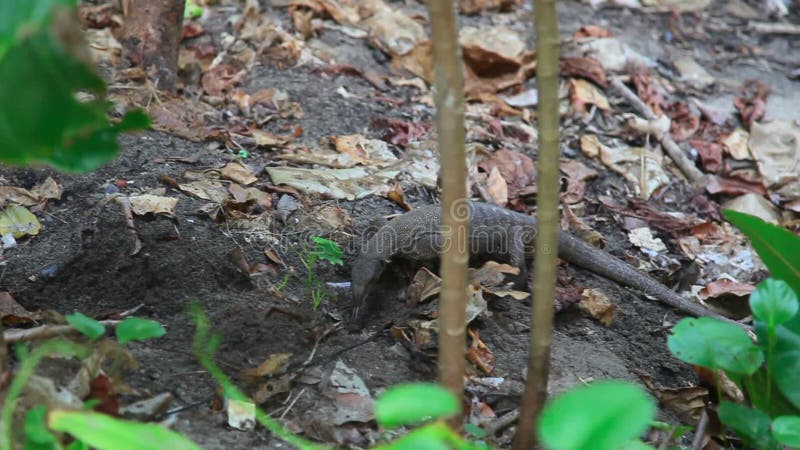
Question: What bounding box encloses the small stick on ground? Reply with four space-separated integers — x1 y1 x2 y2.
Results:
4 320 121 343
112 195 143 255
485 409 520 437
691 409 709 450
610 78 707 185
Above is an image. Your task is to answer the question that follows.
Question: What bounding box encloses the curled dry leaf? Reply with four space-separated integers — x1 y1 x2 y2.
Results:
249 125 304 147
572 25 613 39
364 8 424 56
748 120 800 201
570 37 655 73
330 134 398 165
0 291 41 327
579 288 615 326
129 194 178 217
672 56 714 90
460 25 537 98
178 180 230 203
243 353 293 380
698 279 754 300
144 92 214 141
390 40 433 83
721 128 750 160
569 78 610 113
221 162 259 185
478 149 536 199
664 101 699 141
628 227 667 253
721 192 780 223
370 117 433 146
467 328 495 374
202 64 248 97
560 57 607 88
580 135 670 199
386 182 411 210
484 167 509 206
705 175 766 196
631 73 668 115
689 139 722 173
560 159 598 204
0 177 61 207
734 80 769 129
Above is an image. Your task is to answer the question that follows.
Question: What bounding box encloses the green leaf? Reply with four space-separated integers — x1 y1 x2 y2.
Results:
772 415 800 447
464 423 486 439
48 410 203 450
718 402 781 450
65 440 88 450
538 381 656 450
375 383 460 429
667 317 763 375
619 441 655 450
115 317 166 345
184 0 203 19
374 422 454 450
0 23 149 172
723 210 800 296
65 312 105 340
310 236 343 265
751 278 799 328
0 0 76 58
24 406 57 450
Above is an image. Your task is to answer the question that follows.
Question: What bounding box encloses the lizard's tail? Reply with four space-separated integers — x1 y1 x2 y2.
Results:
556 231 747 328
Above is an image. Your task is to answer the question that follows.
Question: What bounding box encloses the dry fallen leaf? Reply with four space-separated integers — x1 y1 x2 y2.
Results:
460 25 536 98
560 57 608 87
221 162 259 185
484 166 509 206
178 180 231 203
364 8 424 56
243 353 293 379
721 128 750 160
699 279 755 300
581 135 670 198
467 328 495 374
569 78 610 113
734 80 769 129
0 291 41 326
129 195 178 217
579 288 615 326
722 193 780 223
478 149 536 199
748 120 800 202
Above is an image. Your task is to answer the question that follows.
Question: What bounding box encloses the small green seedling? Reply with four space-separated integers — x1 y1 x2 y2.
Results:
297 236 343 309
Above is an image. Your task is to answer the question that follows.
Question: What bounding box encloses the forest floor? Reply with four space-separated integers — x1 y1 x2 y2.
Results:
1 0 799 447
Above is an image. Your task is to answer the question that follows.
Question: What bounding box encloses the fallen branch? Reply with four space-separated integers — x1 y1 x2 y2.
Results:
748 21 800 35
610 78 707 186
4 320 121 343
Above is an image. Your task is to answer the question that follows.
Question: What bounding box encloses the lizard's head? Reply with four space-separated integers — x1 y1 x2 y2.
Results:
349 256 388 329
351 256 387 305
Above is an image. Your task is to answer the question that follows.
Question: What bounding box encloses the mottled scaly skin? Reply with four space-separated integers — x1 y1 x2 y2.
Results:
349 201 732 330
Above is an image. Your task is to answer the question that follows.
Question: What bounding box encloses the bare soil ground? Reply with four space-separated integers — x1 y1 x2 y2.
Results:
2 0 799 448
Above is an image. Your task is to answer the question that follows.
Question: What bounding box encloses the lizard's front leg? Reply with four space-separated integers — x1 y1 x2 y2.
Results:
508 225 528 287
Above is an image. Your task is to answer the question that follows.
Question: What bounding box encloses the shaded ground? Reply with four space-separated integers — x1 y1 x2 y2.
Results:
2 0 799 448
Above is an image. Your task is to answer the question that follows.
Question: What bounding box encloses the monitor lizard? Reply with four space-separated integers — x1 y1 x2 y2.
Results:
349 201 739 330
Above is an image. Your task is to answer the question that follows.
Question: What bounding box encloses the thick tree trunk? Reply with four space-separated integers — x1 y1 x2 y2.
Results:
120 0 184 91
